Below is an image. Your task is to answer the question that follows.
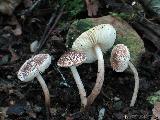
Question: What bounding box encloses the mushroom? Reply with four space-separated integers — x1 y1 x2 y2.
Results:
17 54 51 119
110 44 139 107
57 50 87 109
72 24 116 106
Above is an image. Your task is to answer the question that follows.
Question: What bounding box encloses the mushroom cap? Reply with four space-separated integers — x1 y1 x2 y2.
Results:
110 44 130 72
72 24 116 63
57 51 86 67
17 54 51 82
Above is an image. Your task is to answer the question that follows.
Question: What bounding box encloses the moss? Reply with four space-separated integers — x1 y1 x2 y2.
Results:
66 19 93 48
58 0 84 17
147 90 160 105
147 96 160 105
75 19 93 31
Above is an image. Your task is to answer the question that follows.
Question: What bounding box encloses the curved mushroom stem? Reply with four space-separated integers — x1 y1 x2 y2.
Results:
87 44 104 107
36 73 50 119
70 66 87 110
128 61 139 107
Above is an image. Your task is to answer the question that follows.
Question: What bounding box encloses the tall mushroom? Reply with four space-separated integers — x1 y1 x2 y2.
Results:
110 44 139 107
57 50 87 109
72 24 116 107
17 54 51 119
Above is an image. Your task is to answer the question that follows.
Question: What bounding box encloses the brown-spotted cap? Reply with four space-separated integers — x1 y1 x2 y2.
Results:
17 54 51 82
110 44 130 72
57 51 86 67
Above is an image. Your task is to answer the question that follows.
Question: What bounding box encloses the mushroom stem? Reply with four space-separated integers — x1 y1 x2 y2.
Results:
87 44 104 106
128 61 139 107
36 73 50 119
70 66 87 109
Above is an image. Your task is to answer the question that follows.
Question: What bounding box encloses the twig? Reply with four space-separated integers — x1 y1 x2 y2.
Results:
35 6 65 54
35 12 56 53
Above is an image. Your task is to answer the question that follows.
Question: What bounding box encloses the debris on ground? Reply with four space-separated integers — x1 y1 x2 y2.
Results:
0 0 160 119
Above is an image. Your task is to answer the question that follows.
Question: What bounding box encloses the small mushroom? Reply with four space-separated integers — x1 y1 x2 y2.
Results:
72 24 116 107
110 44 139 107
57 50 87 109
17 54 51 119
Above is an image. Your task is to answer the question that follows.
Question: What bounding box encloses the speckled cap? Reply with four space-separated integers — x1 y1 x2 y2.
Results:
110 44 130 72
57 51 86 67
72 24 116 63
17 54 51 82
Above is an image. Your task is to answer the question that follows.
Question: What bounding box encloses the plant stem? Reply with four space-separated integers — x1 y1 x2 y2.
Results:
129 61 139 107
36 73 50 120
70 66 87 109
87 44 104 107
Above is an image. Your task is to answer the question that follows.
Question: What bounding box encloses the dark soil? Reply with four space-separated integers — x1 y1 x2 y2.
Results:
0 0 160 120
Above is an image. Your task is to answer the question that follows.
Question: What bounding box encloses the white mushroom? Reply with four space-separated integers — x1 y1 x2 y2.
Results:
17 54 51 119
57 51 87 109
30 40 38 53
72 24 116 106
110 44 139 107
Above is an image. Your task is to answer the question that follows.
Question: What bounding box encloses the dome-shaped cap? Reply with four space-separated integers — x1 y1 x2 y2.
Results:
57 51 86 67
17 54 51 82
110 44 130 72
72 24 116 63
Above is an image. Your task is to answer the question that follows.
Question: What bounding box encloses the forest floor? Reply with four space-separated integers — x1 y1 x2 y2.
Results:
0 0 160 120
